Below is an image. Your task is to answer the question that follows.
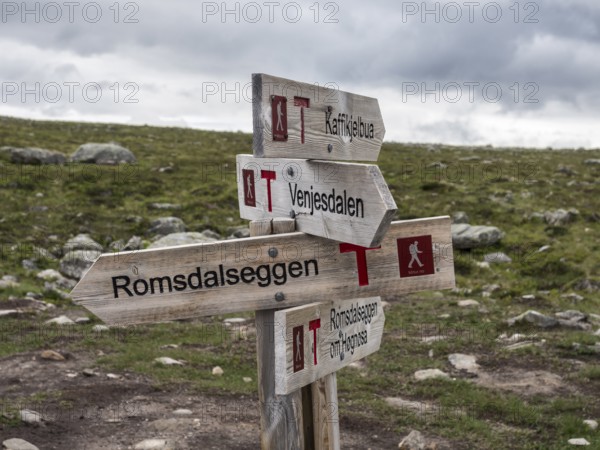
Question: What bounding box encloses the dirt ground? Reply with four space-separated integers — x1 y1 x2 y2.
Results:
0 350 405 450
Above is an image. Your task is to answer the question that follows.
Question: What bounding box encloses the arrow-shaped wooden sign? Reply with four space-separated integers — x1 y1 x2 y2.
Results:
253 73 385 161
70 217 454 325
237 154 397 248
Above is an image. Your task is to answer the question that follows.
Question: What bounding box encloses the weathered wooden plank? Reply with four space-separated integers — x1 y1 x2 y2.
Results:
253 218 305 450
253 73 385 161
71 217 455 325
237 154 397 248
274 297 384 395
312 374 340 450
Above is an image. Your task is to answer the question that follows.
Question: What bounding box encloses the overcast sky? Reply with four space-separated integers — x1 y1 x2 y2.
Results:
1 0 599 148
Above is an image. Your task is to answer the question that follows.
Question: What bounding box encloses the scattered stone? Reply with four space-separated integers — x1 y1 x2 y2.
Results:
20 409 42 424
574 279 600 293
544 209 579 226
93 325 110 332
243 377 252 383
63 234 103 253
149 203 182 211
458 300 479 308
106 373 121 380
0 146 66 165
483 284 501 293
227 226 251 239
448 354 480 374
437 314 451 319
557 165 576 176
584 159 600 165
40 350 65 361
148 217 186 236
476 261 490 269
538 245 551 253
123 236 143 251
484 252 512 264
421 335 447 344
71 143 136 165
381 301 391 311
148 232 217 249
173 409 193 416
2 438 40 450
223 317 250 326
133 439 170 450
414 369 449 381
583 420 598 430
398 430 426 449
521 294 536 301
561 293 584 302
75 317 91 324
155 357 184 366
201 229 222 240
82 369 98 377
452 212 469 224
0 310 21 318
212 366 224 376
567 438 590 446
59 249 101 280
558 320 591 331
507 310 558 328
0 275 19 289
451 224 504 249
159 344 179 350
555 311 587 322
45 315 75 326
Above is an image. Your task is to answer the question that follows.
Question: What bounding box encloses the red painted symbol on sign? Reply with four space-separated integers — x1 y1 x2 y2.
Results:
293 325 304 373
294 97 310 144
397 235 435 278
272 95 288 142
309 318 321 365
339 243 382 286
261 170 276 212
242 169 255 207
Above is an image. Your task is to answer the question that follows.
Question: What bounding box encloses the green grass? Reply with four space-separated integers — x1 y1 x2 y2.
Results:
1 115 599 448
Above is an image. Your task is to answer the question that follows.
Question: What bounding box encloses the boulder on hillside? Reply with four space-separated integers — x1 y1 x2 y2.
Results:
148 217 186 236
59 249 101 280
149 232 218 249
451 224 504 249
71 143 136 165
0 146 67 164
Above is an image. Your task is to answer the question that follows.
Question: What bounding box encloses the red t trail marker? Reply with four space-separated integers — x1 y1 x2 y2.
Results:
236 154 397 248
253 73 385 162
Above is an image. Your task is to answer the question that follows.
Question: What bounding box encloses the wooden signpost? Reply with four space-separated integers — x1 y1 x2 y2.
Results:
71 217 454 325
274 297 385 395
71 73 456 450
253 73 385 162
237 154 397 247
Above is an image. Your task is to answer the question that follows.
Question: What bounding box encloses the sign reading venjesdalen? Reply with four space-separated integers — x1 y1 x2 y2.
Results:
237 154 397 248
274 297 385 395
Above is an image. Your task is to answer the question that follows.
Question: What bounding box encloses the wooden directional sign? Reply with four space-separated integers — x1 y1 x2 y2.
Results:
253 73 385 161
70 217 454 325
274 297 385 395
237 154 397 248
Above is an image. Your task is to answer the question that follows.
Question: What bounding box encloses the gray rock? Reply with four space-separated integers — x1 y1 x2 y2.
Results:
59 249 101 280
458 300 480 308
448 354 480 373
148 217 186 236
2 438 40 450
414 369 449 381
155 357 184 366
544 209 579 226
148 232 217 249
558 320 591 331
201 229 222 241
0 310 21 318
567 438 590 446
93 325 110 332
172 409 193 416
484 252 512 264
133 439 171 449
583 420 598 430
538 245 551 253
227 226 251 239
584 159 600 165
45 315 75 326
0 146 66 165
20 409 42 424
452 212 469 224
573 279 600 293
149 203 181 210
124 236 143 251
451 224 504 249
507 310 558 328
555 310 587 322
0 275 19 289
561 293 584 302
71 143 136 165
398 430 426 449
63 234 103 253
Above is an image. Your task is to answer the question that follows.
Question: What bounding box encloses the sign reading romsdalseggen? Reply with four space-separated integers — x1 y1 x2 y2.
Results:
70 217 454 325
253 73 385 162
237 154 397 248
274 297 385 395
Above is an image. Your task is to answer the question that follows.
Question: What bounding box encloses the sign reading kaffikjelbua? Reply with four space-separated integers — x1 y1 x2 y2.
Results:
274 297 385 395
237 154 397 248
252 73 385 162
70 217 454 326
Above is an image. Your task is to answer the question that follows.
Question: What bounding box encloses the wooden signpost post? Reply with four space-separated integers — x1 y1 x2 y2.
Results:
237 154 397 247
71 73 456 450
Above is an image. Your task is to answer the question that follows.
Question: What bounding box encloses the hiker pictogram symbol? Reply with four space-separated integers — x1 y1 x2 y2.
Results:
246 173 253 199
295 332 302 361
276 100 284 132
408 241 424 268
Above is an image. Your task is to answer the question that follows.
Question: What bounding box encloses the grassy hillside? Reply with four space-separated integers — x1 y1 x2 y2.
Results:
0 115 599 449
